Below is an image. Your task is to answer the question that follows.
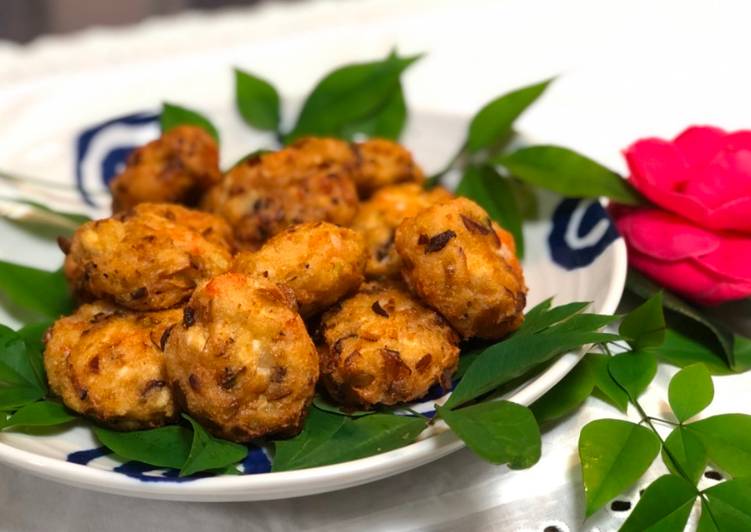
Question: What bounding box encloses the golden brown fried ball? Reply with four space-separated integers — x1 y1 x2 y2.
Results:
233 222 367 318
63 204 231 311
109 125 221 212
203 137 359 249
318 281 460 407
44 302 181 429
353 138 425 197
351 183 453 279
395 197 527 340
127 203 234 251
164 273 319 441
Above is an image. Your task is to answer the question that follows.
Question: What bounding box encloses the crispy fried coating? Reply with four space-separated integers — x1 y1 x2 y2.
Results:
202 137 359 249
109 125 221 212
353 138 425 197
164 273 319 441
63 203 231 311
351 183 453 279
128 203 234 251
318 281 459 407
395 197 527 340
44 302 181 429
233 222 367 318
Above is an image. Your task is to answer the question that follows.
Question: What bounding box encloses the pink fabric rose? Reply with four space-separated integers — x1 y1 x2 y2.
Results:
612 125 751 305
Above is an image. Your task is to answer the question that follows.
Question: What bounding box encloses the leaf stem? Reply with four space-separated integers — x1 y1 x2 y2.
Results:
645 416 679 427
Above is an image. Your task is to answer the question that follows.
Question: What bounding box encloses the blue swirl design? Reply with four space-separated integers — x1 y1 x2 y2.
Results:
548 199 619 270
75 111 159 206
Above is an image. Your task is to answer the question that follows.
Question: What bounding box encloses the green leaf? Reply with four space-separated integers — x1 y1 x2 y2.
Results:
607 351 657 401
180 415 247 476
273 407 347 472
627 269 734 364
585 353 629 412
94 425 192 470
702 478 751 531
531 357 595 424
437 401 540 468
515 300 588 336
495 145 642 205
161 102 220 142
234 68 281 132
578 419 661 516
311 396 373 418
0 386 45 410
456 165 524 257
287 53 421 142
645 328 734 376
0 326 41 389
668 363 714 422
341 82 407 140
1 400 75 430
0 262 74 321
663 426 707 485
16 322 50 391
619 292 666 350
619 475 697 532
687 414 751 477
275 413 426 471
466 79 553 153
697 500 720 532
447 309 619 409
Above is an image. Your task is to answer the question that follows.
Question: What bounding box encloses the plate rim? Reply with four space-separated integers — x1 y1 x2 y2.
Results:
0 232 627 502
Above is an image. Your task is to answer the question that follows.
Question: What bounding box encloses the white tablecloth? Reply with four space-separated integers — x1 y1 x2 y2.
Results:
1 1 750 530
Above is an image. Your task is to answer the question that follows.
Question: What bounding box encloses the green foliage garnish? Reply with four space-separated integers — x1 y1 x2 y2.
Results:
161 102 220 142
466 78 552 153
495 145 642 205
438 401 540 468
663 426 707 484
618 292 665 349
607 351 657 402
668 363 714 422
456 165 524 257
94 425 193 470
619 474 697 532
686 414 751 478
180 415 248 477
0 262 73 322
579 419 661 516
234 69 281 133
0 400 75 430
340 81 407 141
701 478 751 530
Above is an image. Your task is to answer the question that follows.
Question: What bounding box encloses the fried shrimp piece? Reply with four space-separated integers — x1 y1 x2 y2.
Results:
44 302 181 429
353 138 425 197
129 203 235 251
202 137 359 249
63 204 231 311
317 281 459 407
164 273 319 441
109 125 221 212
395 197 527 340
233 222 367 318
351 183 453 279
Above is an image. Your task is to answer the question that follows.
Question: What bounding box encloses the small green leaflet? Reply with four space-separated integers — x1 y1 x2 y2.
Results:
619 475 697 532
340 81 408 141
686 414 751 478
94 425 193 470
619 292 666 350
668 363 714 422
0 262 74 322
439 401 540 468
456 165 524 257
698 499 720 532
180 415 247 477
627 269 735 365
646 328 735 376
495 145 642 205
607 351 657 401
0 400 75 430
0 325 46 409
234 68 281 132
286 52 421 142
274 409 426 471
663 426 707 485
446 302 619 409
514 299 587 336
161 102 220 142
578 419 661 516
466 78 553 153
701 478 751 531
587 353 629 412
530 357 594 424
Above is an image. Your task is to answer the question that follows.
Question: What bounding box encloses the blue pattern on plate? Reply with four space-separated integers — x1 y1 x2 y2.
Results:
548 198 619 270
75 111 158 207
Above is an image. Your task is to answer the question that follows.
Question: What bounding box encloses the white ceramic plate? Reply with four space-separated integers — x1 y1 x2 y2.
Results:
0 54 626 500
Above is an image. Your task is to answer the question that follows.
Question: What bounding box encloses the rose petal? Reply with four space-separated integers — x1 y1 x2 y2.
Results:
684 147 751 210
673 126 727 167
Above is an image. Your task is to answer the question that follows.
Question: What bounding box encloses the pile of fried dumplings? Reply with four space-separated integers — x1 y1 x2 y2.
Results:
43 125 528 443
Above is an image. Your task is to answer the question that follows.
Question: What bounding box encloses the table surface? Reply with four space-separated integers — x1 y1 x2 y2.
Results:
1 1 750 530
